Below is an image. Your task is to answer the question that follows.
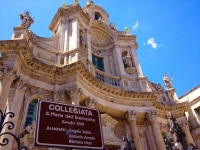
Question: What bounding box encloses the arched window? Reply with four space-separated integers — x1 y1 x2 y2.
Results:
92 55 104 71
25 99 38 127
94 12 102 20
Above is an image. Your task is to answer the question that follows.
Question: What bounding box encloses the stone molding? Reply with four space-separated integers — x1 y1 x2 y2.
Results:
125 110 137 121
146 111 157 122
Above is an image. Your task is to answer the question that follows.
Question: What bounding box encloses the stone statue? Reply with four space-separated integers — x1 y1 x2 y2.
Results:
19 11 34 29
109 22 116 30
87 0 94 4
122 52 133 68
163 74 173 89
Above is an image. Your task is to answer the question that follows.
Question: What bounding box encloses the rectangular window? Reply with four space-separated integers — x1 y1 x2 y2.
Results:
92 55 104 72
25 99 38 127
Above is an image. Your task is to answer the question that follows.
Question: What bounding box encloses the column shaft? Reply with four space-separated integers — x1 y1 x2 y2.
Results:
128 119 143 150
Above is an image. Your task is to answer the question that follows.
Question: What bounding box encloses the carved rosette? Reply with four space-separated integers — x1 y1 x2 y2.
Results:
83 98 97 108
125 110 137 121
146 111 157 122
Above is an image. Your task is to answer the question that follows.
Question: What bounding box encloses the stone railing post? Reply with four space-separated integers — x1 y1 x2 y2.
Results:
146 111 166 150
67 86 82 105
0 67 18 111
125 110 143 150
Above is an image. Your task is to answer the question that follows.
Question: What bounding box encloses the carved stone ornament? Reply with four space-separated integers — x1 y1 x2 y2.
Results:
19 11 34 29
82 98 97 108
122 52 136 75
125 67 136 75
90 29 113 47
20 121 40 150
53 90 68 103
146 111 157 122
80 29 87 48
163 73 173 90
2 66 19 81
17 80 28 92
101 113 118 139
67 86 82 100
125 110 137 121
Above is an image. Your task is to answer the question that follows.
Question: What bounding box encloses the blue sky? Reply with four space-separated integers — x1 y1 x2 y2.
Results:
0 0 200 97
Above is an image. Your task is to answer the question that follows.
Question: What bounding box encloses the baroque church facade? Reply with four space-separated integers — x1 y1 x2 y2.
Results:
0 1 200 150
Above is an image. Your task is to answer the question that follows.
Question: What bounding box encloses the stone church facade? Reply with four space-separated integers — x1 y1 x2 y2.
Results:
0 1 199 150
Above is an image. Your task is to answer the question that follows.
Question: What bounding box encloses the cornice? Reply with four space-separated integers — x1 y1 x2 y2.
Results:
153 100 188 112
1 42 158 100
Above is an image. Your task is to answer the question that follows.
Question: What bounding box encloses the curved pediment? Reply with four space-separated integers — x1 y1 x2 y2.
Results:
90 28 114 48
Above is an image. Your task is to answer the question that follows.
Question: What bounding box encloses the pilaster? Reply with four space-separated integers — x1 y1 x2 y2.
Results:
0 67 19 111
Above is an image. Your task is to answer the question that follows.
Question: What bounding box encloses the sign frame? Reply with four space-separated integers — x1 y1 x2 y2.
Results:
34 100 104 149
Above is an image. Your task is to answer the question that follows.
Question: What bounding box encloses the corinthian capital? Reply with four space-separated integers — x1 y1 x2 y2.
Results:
125 110 137 121
2 67 18 81
67 86 82 100
83 98 97 108
146 111 157 121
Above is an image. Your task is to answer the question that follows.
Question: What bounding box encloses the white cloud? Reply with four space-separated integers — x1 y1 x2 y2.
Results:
132 21 138 30
147 38 157 49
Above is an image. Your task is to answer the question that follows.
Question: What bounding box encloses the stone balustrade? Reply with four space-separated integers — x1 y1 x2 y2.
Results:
118 31 131 36
95 69 121 88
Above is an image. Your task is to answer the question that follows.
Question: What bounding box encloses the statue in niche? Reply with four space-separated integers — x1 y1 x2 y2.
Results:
19 11 34 29
122 52 133 68
122 51 136 75
80 30 87 48
163 74 173 89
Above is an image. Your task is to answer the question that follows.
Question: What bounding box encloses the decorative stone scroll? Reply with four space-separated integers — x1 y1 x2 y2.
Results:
2 66 19 81
67 86 82 105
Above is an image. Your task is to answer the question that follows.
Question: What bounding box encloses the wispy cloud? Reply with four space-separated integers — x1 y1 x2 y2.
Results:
132 21 138 30
147 38 157 49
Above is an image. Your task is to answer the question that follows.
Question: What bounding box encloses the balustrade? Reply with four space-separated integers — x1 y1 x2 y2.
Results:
95 69 120 87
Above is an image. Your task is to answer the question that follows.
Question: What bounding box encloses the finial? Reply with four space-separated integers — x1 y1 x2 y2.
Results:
74 0 78 3
62 2 66 7
125 27 129 31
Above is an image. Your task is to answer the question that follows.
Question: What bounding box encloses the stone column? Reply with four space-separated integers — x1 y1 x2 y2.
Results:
67 86 82 105
1 81 28 150
0 67 18 111
182 121 194 146
146 111 166 150
83 98 97 108
125 110 143 150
